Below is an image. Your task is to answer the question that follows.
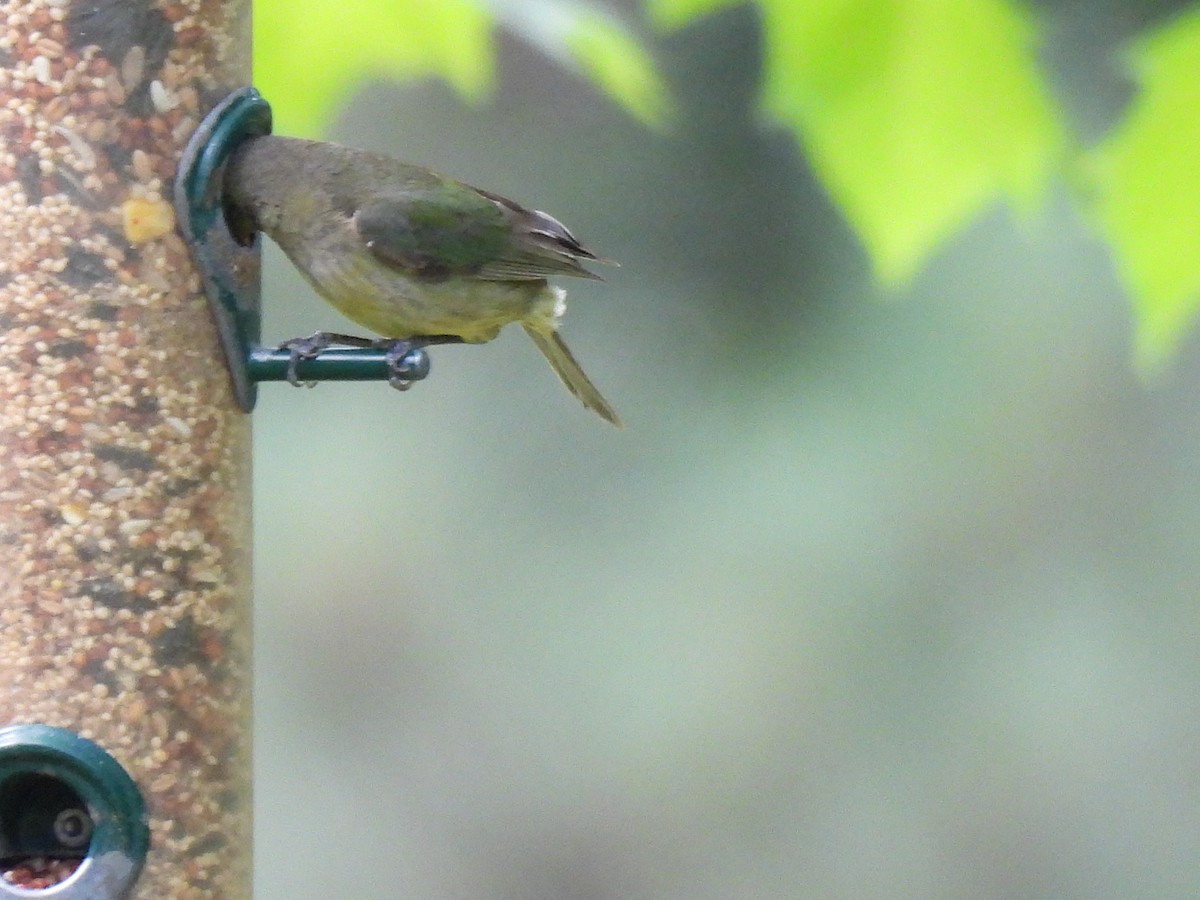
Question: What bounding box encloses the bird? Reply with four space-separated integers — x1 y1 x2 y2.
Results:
221 135 621 426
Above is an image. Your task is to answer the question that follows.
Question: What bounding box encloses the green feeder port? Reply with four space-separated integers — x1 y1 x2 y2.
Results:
0 725 147 897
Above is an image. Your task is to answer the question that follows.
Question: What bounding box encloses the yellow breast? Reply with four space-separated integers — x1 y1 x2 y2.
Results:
294 234 547 343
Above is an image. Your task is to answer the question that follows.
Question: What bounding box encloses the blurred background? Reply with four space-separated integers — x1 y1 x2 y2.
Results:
253 1 1200 896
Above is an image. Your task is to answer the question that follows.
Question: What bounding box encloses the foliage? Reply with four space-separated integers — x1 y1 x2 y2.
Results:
1084 7 1200 374
256 0 1200 370
254 0 669 135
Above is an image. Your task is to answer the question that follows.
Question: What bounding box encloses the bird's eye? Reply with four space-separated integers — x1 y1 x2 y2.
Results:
53 807 93 849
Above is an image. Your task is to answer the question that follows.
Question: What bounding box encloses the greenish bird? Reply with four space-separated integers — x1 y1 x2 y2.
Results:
222 135 621 426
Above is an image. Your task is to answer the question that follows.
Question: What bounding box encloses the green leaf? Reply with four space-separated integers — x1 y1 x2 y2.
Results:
648 0 1064 285
646 0 746 30
255 0 669 134
563 11 673 128
494 1 673 128
1085 9 1200 374
255 0 493 136
757 0 1064 284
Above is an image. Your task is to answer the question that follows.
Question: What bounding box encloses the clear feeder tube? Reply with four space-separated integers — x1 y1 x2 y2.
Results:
0 0 252 896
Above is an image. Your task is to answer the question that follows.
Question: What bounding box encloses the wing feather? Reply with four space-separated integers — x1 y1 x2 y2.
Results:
356 183 603 281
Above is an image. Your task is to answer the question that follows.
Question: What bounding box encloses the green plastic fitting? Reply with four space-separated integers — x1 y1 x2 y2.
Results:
0 725 147 898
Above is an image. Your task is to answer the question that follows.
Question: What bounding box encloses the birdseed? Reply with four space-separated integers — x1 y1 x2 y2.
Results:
0 0 251 896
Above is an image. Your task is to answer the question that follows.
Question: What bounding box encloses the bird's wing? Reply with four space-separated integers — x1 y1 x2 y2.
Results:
355 185 601 281
354 185 508 278
475 188 602 281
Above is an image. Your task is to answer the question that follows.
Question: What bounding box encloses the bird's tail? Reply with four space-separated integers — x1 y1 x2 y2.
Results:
523 323 622 427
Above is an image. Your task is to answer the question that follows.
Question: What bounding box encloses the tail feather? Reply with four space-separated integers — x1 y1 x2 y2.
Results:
523 324 622 427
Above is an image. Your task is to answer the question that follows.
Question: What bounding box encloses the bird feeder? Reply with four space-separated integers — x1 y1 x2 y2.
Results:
0 0 252 895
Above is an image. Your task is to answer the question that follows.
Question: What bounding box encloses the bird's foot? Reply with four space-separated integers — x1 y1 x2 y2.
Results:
374 335 463 391
370 339 420 391
278 331 394 386
277 332 339 387
275 332 464 391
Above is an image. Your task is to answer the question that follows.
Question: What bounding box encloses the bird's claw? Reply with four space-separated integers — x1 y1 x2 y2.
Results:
277 333 333 388
274 332 442 391
382 340 431 391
